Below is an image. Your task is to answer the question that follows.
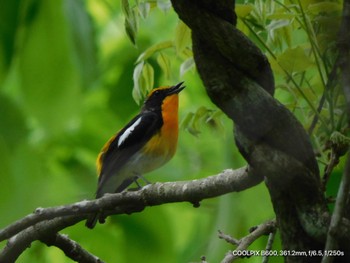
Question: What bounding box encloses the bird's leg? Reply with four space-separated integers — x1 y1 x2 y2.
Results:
135 174 152 185
132 173 152 190
133 176 143 190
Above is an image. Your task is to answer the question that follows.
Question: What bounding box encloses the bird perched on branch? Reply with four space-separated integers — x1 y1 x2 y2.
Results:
86 82 185 228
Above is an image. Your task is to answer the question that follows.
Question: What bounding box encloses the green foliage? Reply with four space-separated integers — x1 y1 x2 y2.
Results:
132 19 192 103
0 0 346 262
181 107 224 137
238 0 346 168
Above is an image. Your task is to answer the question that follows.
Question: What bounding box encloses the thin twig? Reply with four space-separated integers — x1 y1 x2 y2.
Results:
321 154 350 263
262 229 277 263
220 220 276 263
218 230 240 245
308 62 339 135
322 148 340 191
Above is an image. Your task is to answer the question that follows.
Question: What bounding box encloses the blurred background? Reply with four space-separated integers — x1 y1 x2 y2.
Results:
0 0 344 262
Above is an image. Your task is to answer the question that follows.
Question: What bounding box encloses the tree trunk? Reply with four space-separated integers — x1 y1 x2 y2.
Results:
170 0 350 261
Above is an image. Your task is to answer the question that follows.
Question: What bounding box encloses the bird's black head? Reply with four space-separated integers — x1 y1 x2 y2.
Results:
142 82 185 112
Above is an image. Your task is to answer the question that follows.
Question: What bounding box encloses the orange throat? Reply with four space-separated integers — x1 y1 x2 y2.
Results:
143 94 179 160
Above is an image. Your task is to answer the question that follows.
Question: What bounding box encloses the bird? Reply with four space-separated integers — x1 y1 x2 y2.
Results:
86 82 185 228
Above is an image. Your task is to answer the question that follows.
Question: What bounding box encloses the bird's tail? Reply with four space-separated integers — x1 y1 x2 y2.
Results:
85 178 135 229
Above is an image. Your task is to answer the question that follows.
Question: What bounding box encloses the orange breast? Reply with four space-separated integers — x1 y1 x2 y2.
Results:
142 94 179 161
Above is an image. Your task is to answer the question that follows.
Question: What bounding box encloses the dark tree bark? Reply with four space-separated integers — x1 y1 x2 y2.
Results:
170 0 350 261
337 0 350 230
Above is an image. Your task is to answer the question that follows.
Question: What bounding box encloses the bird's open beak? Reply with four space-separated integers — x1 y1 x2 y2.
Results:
167 82 185 95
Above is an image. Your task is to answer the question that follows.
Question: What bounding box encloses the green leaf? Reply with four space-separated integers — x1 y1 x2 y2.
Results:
267 18 293 49
132 62 154 103
191 107 209 135
282 24 292 48
180 112 194 130
125 9 139 45
132 86 142 105
206 110 225 133
181 47 193 58
174 20 191 55
132 61 145 103
141 62 154 94
121 0 131 18
183 112 201 137
138 2 151 19
235 4 254 18
266 19 291 31
267 10 296 20
146 0 158 9
136 41 173 63
180 57 195 77
157 0 172 13
308 2 342 15
122 0 139 45
182 107 221 136
277 46 314 73
157 52 171 79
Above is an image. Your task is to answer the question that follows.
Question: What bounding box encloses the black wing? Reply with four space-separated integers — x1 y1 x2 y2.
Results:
96 111 162 197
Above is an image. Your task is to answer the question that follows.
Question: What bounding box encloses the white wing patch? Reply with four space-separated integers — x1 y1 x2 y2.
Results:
117 117 142 147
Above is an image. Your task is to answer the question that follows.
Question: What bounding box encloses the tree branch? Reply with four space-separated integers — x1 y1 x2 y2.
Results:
0 167 263 262
218 230 240 246
40 233 104 263
0 216 85 263
220 219 276 263
262 229 277 263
